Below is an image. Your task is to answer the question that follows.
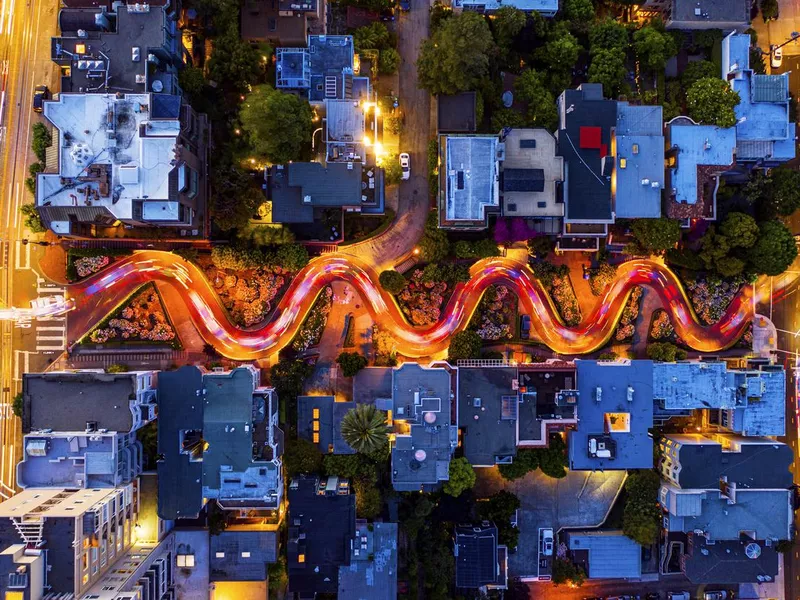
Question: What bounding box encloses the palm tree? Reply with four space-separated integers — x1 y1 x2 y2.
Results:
340 404 388 454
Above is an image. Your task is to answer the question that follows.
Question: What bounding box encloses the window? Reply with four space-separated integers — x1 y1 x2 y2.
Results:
313 433 320 443
241 552 251 558
632 144 639 154
619 158 627 169
102 586 116 591
188 169 199 200
312 421 320 432
177 554 195 568
215 552 225 558
312 408 320 418
298 554 306 563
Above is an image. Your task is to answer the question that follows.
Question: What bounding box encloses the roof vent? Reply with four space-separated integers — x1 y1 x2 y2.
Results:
745 543 762 559
473 398 481 408
303 195 312 204
414 449 427 462
423 412 436 424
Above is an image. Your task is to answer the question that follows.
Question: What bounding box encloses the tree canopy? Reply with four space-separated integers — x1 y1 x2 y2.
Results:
240 85 313 164
551 558 586 587
283 438 322 476
750 220 798 276
747 168 800 218
514 69 558 131
336 351 369 377
448 330 483 362
478 491 521 549
589 48 628 97
442 457 476 497
270 359 313 400
589 19 629 53
491 6 527 50
681 60 718 89
646 341 688 362
353 22 393 51
379 270 408 294
379 47 401 75
686 77 740 128
537 26 581 74
340 404 388 454
207 32 262 91
419 211 450 261
633 26 677 72
417 11 496 95
623 469 662 545
630 217 681 254
563 0 594 23
276 244 309 271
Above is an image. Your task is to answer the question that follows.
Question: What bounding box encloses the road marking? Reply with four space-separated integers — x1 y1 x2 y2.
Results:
13 239 28 270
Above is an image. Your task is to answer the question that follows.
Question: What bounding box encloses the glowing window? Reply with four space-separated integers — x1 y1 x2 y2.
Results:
313 433 320 443
298 554 306 563
75 43 87 54
619 158 627 169
313 408 320 418
312 421 320 432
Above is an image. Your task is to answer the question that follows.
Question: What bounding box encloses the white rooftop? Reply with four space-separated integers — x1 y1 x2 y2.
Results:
37 93 181 221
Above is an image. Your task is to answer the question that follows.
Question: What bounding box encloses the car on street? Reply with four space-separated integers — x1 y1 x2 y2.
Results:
540 528 553 556
520 314 531 339
399 152 410 180
771 45 783 69
32 84 49 113
667 594 690 600
703 592 729 600
399 0 410 10
645 594 660 600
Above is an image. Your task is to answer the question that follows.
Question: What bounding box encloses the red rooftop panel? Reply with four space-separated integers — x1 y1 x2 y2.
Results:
579 126 602 149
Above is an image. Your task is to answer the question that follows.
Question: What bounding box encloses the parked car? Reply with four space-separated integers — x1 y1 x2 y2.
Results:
399 0 410 10
540 528 554 556
520 314 531 339
771 45 783 69
399 152 410 180
667 593 690 600
645 594 661 600
32 84 49 113
703 592 729 600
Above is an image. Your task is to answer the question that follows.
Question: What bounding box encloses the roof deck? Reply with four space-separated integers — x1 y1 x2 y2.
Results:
439 135 500 228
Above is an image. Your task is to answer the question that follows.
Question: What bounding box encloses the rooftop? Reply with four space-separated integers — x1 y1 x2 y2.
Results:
353 367 393 405
298 396 356 454
454 524 506 589
557 84 616 223
567 530 642 579
338 522 398 600
0 487 121 519
668 0 750 27
457 367 519 466
325 99 368 163
209 531 278 581
276 35 355 103
37 93 183 223
288 475 356 596
500 129 564 219
569 360 654 471
683 535 779 584
23 370 154 434
437 92 477 133
613 103 664 219
439 135 500 227
451 0 558 13
654 361 735 409
269 162 364 223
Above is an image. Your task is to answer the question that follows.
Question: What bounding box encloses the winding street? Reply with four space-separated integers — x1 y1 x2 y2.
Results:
46 251 754 360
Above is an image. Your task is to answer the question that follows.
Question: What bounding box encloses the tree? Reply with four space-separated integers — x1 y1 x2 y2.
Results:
750 46 766 74
491 107 526 130
631 217 681 254
270 359 313 399
761 0 779 21
537 28 581 74
416 12 496 95
757 168 800 218
207 32 261 91
563 0 594 24
623 469 661 546
514 69 558 131
354 479 383 518
453 239 499 259
478 490 521 548
207 503 229 536
20 204 45 233
551 558 586 587
353 22 393 51
11 393 22 419
498 448 539 480
589 48 628 97
633 26 677 72
209 163 263 232
31 122 51 162
750 220 798 275
491 5 527 50
646 341 687 362
681 60 718 89
283 438 322 476
379 270 407 294
448 330 483 361
589 19 629 53
719 212 758 247
178 66 206 96
106 363 130 373
240 85 313 164
527 235 555 259
538 433 568 479
686 77 740 128
276 243 309 271
340 404 387 454
337 352 369 377
383 155 403 185
379 47 401 75
419 211 450 261
245 224 295 246
442 456 476 497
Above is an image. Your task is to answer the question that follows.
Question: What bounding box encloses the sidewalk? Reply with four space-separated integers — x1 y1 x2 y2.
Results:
37 236 68 284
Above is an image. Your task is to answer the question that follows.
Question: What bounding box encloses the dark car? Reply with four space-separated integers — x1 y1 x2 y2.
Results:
32 84 49 113
520 314 531 339
399 0 410 10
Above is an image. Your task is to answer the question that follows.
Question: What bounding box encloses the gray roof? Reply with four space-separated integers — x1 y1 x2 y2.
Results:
654 361 735 410
210 531 277 581
454 524 502 588
297 396 356 454
567 530 642 579
437 92 477 133
440 135 500 224
670 436 794 490
730 368 786 437
23 371 150 433
683 537 779 584
457 367 519 466
338 522 398 600
614 103 664 219
668 0 750 27
569 360 654 470
353 367 393 405
269 162 363 223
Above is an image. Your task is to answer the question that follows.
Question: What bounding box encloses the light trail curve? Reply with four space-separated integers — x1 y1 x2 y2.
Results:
60 251 755 360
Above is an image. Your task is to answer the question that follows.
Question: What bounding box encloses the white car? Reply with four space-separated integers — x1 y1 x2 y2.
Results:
541 528 554 556
771 45 782 69
399 152 410 180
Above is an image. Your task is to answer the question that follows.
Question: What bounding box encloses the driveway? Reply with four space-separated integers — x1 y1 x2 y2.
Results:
338 0 432 270
474 466 627 579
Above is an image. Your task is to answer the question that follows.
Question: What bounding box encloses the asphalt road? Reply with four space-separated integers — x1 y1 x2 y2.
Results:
0 0 59 498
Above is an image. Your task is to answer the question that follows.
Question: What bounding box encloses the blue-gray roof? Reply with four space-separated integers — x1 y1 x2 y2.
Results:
440 135 499 224
667 123 736 205
210 531 278 581
614 103 664 219
569 360 654 470
730 369 785 437
297 396 356 454
567 530 642 579
454 524 502 588
338 522 398 600
452 0 557 13
269 162 363 223
275 35 354 102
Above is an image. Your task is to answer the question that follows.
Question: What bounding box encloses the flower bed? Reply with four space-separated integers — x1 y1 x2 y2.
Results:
74 255 110 278
471 285 516 341
685 275 747 325
292 286 333 352
614 286 642 342
648 309 676 342
206 263 287 327
397 268 448 327
373 326 398 366
88 284 178 346
589 262 617 296
66 248 131 282
531 263 581 326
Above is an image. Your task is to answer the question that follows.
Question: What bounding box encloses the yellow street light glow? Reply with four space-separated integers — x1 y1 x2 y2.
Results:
363 136 372 146
374 141 384 156
374 106 381 116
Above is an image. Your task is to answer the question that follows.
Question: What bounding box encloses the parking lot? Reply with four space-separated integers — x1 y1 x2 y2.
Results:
474 466 627 578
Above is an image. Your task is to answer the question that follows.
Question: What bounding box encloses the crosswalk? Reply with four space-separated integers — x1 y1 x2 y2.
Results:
34 279 67 351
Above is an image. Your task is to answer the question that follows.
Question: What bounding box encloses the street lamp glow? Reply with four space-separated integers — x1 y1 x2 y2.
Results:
363 136 372 146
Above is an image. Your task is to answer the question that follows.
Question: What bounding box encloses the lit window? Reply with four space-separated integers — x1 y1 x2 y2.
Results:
619 158 627 169
312 408 320 418
632 144 639 154
313 433 320 443
75 43 86 54
241 552 251 558
215 552 225 558
298 554 306 563
83 574 89 584
312 421 320 432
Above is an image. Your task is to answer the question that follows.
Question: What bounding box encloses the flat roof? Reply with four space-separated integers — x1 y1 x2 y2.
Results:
569 360 654 470
0 487 120 518
437 92 477 133
669 0 749 25
210 531 277 581
353 367 393 404
668 122 736 205
457 367 519 466
18 432 119 488
454 524 502 588
653 361 736 409
37 93 181 222
338 522 398 600
614 103 664 219
452 0 558 12
297 396 356 454
441 135 500 224
683 536 779 584
501 129 563 219
567 530 642 579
